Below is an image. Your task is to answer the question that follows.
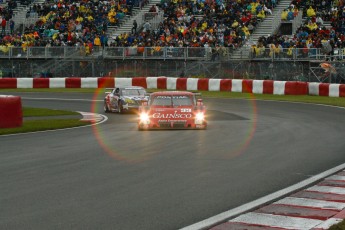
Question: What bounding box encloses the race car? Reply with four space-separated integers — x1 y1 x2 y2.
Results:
104 86 148 113
138 91 207 130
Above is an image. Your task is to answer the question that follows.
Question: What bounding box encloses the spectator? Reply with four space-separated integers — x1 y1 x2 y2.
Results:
9 19 14 34
307 6 316 18
143 20 151 33
1 18 6 35
132 20 137 34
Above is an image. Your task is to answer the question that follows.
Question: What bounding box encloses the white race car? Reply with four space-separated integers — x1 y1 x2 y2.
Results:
104 86 148 113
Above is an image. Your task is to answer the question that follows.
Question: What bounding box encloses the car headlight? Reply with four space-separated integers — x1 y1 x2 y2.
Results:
195 112 204 121
140 113 150 124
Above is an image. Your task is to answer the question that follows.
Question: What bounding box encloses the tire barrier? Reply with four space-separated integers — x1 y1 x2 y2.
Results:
0 77 344 97
0 95 22 128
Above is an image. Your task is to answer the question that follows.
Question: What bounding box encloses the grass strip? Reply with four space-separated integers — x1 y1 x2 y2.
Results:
0 119 90 135
23 107 80 117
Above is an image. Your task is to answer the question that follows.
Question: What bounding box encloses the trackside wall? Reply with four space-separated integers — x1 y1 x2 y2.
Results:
0 77 344 97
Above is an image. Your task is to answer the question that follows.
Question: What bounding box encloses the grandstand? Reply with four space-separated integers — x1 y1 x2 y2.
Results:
0 0 343 83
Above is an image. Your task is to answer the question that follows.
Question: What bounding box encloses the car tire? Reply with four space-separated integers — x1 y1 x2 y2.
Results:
104 100 110 113
118 101 123 114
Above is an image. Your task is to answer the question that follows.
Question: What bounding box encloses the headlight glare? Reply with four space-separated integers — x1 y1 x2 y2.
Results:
195 112 204 121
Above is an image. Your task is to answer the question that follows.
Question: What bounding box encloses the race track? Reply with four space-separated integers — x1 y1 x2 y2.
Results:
1 92 345 230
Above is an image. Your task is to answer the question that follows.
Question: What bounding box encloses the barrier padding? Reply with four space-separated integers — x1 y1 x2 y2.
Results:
132 77 147 88
81 78 98 88
157 77 167 89
176 78 187 90
285 81 308 95
0 78 17 88
187 78 198 91
197 79 209 91
50 78 66 88
273 81 286 95
263 80 274 94
167 77 177 90
253 80 264 94
17 78 33 88
66 78 81 88
209 79 221 91
340 84 345 97
98 77 115 88
220 79 231 91
242 80 253 93
115 77 132 87
308 82 319 96
146 77 158 89
0 95 22 128
232 79 242 92
33 78 50 88
329 84 340 97
319 83 330 96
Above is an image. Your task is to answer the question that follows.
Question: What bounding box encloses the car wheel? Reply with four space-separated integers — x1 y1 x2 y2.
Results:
118 101 123 114
104 100 110 113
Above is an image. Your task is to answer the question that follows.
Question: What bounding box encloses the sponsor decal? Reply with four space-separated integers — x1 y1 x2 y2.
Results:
153 111 192 119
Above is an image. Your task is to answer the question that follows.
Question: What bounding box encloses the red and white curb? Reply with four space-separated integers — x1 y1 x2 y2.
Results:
209 170 345 230
181 164 345 230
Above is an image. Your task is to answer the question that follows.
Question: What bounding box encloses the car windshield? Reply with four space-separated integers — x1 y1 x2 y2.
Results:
151 95 193 107
121 89 146 96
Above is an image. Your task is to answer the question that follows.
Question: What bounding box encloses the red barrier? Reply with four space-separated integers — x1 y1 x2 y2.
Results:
157 77 167 89
220 79 231 91
132 77 147 88
263 80 274 94
319 83 330 96
0 95 22 128
33 78 50 88
176 78 187 90
98 77 114 88
242 80 253 93
340 84 345 97
66 78 81 88
0 78 17 88
197 79 209 91
285 82 308 95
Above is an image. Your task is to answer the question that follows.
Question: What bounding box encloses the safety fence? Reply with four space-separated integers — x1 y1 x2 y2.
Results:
0 77 344 97
0 46 342 61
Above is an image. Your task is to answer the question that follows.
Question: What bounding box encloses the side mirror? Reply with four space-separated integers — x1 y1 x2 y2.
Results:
197 99 203 106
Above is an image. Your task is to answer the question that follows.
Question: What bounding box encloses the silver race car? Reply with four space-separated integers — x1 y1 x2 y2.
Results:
104 86 148 113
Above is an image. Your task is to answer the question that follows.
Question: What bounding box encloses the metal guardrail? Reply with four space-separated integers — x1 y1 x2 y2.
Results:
0 46 341 61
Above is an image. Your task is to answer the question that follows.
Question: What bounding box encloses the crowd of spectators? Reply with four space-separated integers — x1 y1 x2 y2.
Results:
0 0 344 61
0 0 280 54
251 0 345 59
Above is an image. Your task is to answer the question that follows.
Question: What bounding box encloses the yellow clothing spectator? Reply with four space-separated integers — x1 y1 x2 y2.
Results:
231 21 239 28
281 10 288 20
94 36 101 46
306 21 318 31
307 6 316 17
257 10 265 19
